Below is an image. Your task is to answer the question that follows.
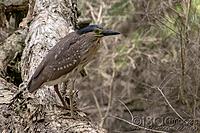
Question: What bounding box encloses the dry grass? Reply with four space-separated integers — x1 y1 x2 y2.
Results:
77 0 200 132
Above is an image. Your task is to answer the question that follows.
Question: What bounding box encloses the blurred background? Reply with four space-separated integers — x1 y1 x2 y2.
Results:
1 0 200 132
77 0 200 132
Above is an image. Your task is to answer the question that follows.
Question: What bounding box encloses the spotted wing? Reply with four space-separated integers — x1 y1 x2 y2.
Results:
43 35 84 82
27 32 80 93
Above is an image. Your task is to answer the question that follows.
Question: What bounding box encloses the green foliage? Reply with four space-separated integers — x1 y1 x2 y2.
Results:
175 2 183 13
80 0 200 131
108 0 134 16
161 14 177 37
193 0 200 11
190 0 200 33
114 55 128 70
115 44 129 70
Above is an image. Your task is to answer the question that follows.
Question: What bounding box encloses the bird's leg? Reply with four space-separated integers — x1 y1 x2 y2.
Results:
69 79 76 117
80 68 87 77
54 84 69 109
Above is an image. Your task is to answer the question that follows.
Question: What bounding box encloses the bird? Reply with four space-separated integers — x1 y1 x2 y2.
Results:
25 25 120 110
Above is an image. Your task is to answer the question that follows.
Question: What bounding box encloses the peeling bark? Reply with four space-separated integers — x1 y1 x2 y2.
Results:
0 29 27 73
0 77 17 104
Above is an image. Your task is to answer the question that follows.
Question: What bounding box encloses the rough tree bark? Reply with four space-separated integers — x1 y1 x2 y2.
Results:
0 29 27 72
0 4 9 42
0 0 28 74
0 0 106 132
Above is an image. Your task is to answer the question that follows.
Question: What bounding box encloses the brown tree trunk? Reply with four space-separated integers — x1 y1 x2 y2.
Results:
0 0 106 132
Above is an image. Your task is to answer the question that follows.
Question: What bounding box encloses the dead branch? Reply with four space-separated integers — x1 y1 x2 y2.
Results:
0 0 106 132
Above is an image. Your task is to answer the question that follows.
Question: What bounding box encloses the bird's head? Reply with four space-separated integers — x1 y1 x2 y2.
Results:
76 25 120 59
77 25 120 37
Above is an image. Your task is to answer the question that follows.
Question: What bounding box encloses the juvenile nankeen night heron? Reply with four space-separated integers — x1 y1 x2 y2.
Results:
27 25 120 109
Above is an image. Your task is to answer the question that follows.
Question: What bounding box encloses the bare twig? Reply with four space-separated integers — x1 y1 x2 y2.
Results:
118 99 134 123
97 5 103 24
92 91 103 120
86 2 97 22
157 87 186 123
100 57 115 127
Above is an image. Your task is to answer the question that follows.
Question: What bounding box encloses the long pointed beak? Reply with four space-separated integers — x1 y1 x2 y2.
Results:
102 30 120 36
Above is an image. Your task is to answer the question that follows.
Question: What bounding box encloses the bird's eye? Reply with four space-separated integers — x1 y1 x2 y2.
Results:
94 28 102 34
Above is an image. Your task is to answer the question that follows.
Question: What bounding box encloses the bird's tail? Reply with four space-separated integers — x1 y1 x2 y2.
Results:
27 77 44 93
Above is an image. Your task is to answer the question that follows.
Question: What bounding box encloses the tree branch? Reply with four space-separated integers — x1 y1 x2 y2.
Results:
0 0 106 132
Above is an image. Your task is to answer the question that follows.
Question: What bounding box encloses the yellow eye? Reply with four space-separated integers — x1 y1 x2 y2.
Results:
94 28 101 34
